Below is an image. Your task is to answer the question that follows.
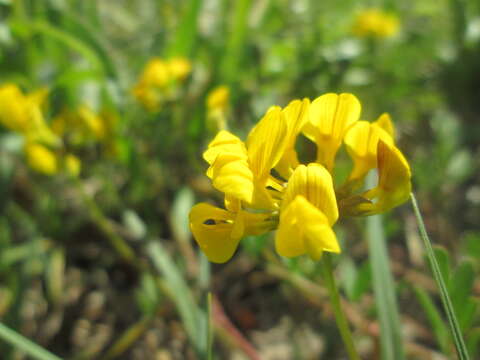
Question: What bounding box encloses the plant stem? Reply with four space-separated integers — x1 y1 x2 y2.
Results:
0 322 62 360
321 253 361 360
410 193 470 360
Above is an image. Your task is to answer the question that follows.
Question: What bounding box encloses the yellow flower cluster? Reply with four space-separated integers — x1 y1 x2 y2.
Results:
0 84 115 176
132 57 192 111
189 93 411 263
352 9 399 38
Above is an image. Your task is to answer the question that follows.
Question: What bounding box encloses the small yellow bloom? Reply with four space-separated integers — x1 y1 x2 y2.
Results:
77 105 106 140
167 57 192 81
24 143 58 175
207 86 230 112
352 9 400 38
303 93 361 171
64 153 81 177
133 57 191 111
0 84 60 146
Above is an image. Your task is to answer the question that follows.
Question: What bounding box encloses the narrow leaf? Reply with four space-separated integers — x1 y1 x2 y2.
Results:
410 193 470 360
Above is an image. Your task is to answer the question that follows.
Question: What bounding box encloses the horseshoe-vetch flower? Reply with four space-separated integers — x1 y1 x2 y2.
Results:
190 92 411 263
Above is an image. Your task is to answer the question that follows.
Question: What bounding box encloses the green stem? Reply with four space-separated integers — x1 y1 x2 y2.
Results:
0 322 62 360
410 193 470 360
206 292 213 360
321 253 361 360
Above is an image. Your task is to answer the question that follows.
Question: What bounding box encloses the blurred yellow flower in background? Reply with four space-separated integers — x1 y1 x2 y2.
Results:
0 84 60 146
64 153 81 177
352 9 399 38
133 57 192 111
24 142 58 175
206 85 231 132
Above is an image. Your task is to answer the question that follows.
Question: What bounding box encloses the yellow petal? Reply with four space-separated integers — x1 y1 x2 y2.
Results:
210 155 254 203
25 143 57 175
167 57 192 81
374 113 395 138
0 84 32 133
303 93 361 170
275 196 340 260
275 98 310 178
64 154 81 177
344 120 393 181
282 163 338 225
246 106 288 180
189 203 243 263
203 130 247 165
361 140 411 214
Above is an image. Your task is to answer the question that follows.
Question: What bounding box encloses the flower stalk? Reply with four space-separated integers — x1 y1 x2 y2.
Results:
321 253 361 360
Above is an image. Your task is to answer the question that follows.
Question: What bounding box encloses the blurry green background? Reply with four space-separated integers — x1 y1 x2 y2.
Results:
0 0 479 359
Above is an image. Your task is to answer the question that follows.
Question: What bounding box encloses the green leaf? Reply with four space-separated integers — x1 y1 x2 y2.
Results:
167 0 203 57
413 286 449 353
433 246 451 289
366 211 405 360
147 241 207 356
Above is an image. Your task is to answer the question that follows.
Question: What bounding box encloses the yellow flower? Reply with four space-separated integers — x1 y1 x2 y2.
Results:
133 57 191 111
52 105 108 145
0 84 60 146
64 153 81 177
205 107 288 210
276 164 340 260
167 57 192 81
24 142 58 175
190 92 411 263
303 93 361 171
352 9 400 38
207 86 230 112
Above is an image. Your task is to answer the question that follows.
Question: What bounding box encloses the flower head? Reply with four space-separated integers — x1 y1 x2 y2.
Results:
352 9 400 38
190 93 411 263
0 84 60 146
133 57 192 111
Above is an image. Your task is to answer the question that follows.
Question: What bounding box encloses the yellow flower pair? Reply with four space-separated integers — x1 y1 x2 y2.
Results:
0 84 82 176
132 57 192 111
189 93 411 263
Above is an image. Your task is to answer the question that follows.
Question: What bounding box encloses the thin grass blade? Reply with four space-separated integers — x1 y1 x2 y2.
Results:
410 193 470 360
0 322 62 360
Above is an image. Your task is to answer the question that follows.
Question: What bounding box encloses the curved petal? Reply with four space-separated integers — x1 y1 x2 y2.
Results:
246 106 288 180
203 130 247 164
189 203 243 263
275 98 310 178
282 163 338 225
344 120 393 181
361 140 411 214
275 196 340 260
304 93 361 170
